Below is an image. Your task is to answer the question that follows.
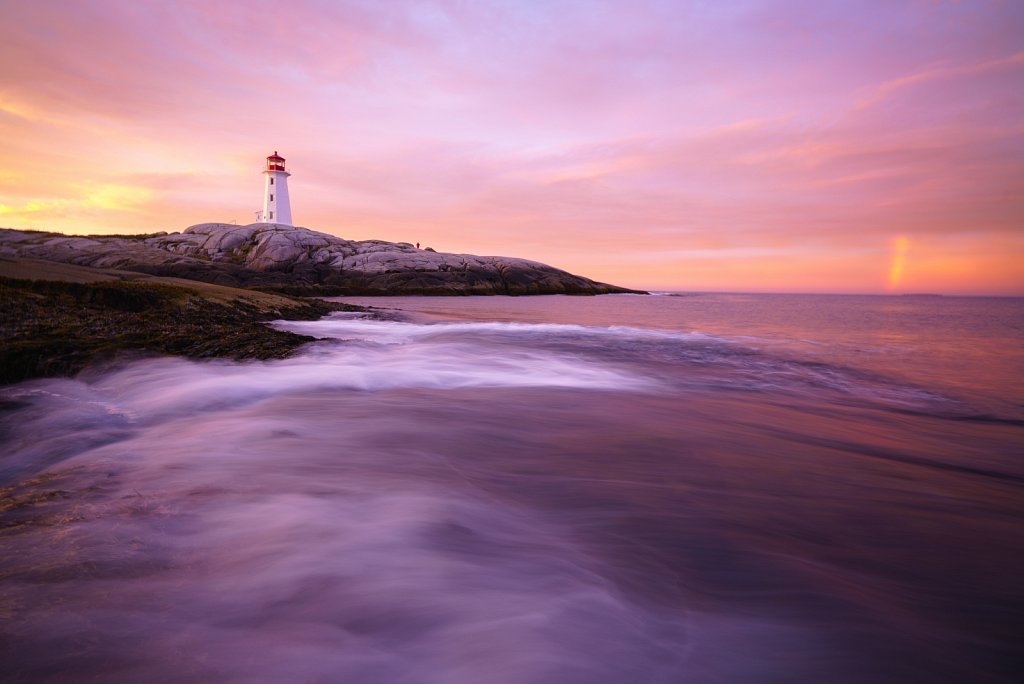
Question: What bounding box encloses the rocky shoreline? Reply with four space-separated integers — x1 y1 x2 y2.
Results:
0 223 642 383
0 224 643 296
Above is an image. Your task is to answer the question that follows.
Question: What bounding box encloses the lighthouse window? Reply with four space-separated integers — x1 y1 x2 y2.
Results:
270 177 274 185
270 194 274 201
269 211 274 219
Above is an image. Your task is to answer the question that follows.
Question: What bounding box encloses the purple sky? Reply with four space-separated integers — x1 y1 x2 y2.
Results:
1 0 1022 293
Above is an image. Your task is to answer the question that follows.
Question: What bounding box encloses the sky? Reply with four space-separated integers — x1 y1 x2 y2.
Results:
1 0 1022 294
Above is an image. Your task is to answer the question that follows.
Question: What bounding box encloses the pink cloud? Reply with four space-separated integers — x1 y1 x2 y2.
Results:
0 0 1021 293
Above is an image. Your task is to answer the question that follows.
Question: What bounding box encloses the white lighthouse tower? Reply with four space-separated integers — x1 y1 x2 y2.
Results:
258 151 292 225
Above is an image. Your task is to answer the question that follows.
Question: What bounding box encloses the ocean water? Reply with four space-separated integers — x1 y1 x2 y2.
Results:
1 293 1021 683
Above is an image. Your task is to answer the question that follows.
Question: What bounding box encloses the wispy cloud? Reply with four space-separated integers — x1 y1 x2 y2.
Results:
858 51 1024 110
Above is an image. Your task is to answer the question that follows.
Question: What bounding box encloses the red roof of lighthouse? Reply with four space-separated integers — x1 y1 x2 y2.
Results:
267 151 285 160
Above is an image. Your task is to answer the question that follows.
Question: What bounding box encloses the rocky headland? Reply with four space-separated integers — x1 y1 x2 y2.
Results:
0 223 641 383
0 223 641 296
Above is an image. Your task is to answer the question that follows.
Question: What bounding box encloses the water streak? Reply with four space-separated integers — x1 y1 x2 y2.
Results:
2 295 1021 683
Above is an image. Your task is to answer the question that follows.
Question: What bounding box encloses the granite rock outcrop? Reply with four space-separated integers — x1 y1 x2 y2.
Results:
0 223 640 295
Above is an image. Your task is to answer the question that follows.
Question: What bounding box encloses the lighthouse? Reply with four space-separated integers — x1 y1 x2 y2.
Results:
258 151 292 225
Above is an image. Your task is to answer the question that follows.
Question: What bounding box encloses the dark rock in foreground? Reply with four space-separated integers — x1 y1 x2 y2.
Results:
0 268 362 385
0 224 642 295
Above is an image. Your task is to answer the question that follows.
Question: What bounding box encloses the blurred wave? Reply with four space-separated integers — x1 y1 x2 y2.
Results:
2 297 1021 682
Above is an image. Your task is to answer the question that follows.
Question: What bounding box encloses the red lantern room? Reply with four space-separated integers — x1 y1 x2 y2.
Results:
266 151 286 172
260 150 293 225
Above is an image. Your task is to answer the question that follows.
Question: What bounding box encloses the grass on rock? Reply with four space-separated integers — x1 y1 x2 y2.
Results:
0 276 359 384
